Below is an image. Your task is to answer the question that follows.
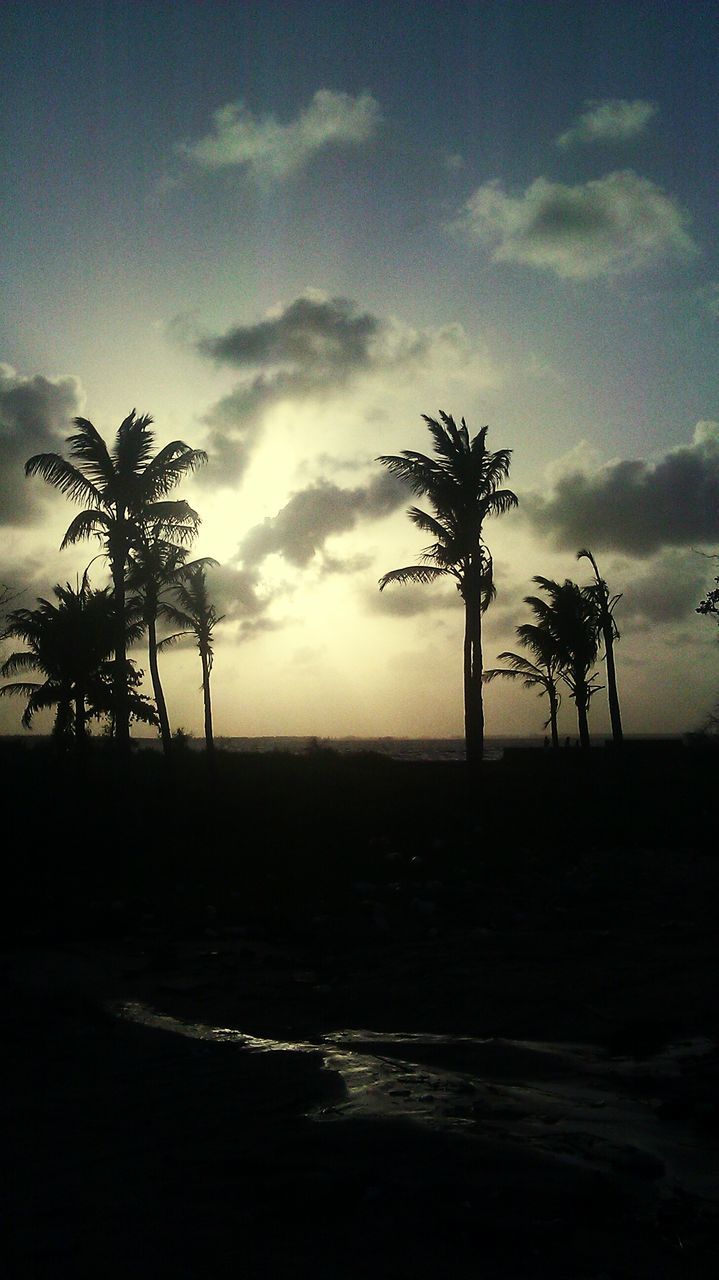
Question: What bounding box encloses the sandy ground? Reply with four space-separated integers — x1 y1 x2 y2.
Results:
4 877 718 1279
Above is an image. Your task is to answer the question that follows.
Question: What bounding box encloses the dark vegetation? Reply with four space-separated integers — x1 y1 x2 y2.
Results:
3 736 715 948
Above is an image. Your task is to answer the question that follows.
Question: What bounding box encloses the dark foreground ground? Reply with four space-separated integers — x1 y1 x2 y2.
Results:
3 741 718 1277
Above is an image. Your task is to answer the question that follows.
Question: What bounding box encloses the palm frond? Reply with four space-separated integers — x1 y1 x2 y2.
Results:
65 418 115 488
139 444 208 502
60 509 111 549
378 565 450 590
25 454 103 507
0 651 42 678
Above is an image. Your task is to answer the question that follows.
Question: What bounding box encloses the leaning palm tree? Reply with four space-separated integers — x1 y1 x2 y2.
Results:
25 411 206 752
522 577 602 750
378 412 517 764
484 629 563 748
158 565 223 754
578 549 623 746
0 577 153 745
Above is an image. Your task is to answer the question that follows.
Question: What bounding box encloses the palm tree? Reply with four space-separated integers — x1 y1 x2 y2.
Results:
522 577 602 750
0 578 154 745
125 516 213 756
25 411 206 751
484 629 563 748
377 412 517 764
578 549 623 746
158 565 223 753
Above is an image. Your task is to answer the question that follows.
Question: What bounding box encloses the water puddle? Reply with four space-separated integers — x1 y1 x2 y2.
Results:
114 1000 717 1200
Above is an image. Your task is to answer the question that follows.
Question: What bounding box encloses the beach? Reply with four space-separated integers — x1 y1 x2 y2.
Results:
3 741 718 1276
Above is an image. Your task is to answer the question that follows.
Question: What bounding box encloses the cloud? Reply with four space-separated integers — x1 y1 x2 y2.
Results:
194 292 497 484
174 89 380 181
239 473 406 570
525 421 719 555
618 550 711 625
450 170 696 279
0 366 83 526
556 99 658 148
362 582 459 617
199 293 380 376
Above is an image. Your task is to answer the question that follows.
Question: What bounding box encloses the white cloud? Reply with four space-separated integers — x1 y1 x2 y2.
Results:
556 98 658 148
175 89 381 181
450 170 696 279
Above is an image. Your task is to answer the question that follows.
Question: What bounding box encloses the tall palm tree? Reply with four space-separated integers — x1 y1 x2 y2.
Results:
522 577 602 749
158 565 223 754
0 578 153 745
484 629 563 748
377 412 517 764
578 549 623 746
25 411 206 751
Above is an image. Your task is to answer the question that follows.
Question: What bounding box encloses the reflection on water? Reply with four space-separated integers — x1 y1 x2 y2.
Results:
115 1001 717 1198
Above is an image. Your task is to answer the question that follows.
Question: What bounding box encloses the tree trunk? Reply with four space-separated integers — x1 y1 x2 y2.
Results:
200 646 214 754
603 622 623 746
463 576 484 765
576 681 591 750
111 518 130 754
148 614 172 755
75 687 87 752
548 685 559 749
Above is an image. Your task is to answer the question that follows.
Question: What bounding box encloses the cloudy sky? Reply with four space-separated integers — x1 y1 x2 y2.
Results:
2 0 718 740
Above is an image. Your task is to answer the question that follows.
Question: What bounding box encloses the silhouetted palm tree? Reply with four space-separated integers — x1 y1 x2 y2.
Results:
522 577 602 749
578 549 623 746
25 411 206 751
0 578 153 744
126 517 212 756
377 412 517 763
485 631 563 748
158 565 223 753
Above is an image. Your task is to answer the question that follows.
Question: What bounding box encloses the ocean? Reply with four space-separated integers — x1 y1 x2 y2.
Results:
162 735 544 763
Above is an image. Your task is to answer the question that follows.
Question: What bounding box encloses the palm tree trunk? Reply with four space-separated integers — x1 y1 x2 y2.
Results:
75 687 87 750
463 580 484 765
111 520 130 753
548 685 559 749
147 615 172 755
576 680 591 750
200 645 214 753
603 623 623 746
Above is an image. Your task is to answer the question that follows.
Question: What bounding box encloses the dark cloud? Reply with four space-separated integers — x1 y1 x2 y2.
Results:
240 472 406 569
0 366 82 525
617 550 711 625
199 295 380 372
205 563 268 622
192 293 488 485
525 422 719 555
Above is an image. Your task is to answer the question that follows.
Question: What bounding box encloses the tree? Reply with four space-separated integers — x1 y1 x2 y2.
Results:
697 559 719 626
377 413 517 763
578 548 623 746
522 577 602 750
484 628 563 748
158 565 223 754
25 411 206 752
126 518 212 756
0 578 155 745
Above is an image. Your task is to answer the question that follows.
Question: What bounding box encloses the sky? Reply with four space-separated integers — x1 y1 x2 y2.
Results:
1 0 718 741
